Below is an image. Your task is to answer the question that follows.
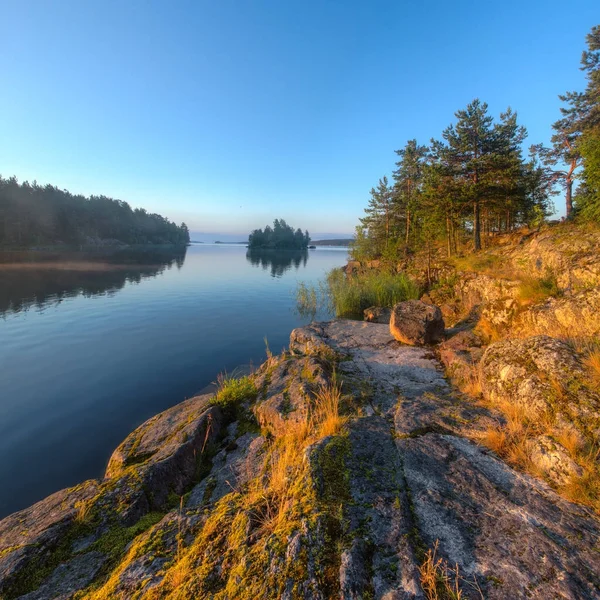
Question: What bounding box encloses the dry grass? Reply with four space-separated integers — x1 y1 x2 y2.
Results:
479 400 551 475
73 498 93 524
244 376 348 537
517 273 561 306
313 377 347 437
583 347 600 386
474 316 504 344
479 391 600 512
461 369 482 398
419 541 483 600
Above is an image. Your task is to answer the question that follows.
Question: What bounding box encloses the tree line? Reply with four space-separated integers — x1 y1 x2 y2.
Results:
248 219 310 249
0 176 190 247
353 24 600 261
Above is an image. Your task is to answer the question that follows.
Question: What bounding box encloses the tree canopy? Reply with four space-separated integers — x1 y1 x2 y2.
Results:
0 176 190 247
352 100 552 261
352 24 600 262
248 219 310 249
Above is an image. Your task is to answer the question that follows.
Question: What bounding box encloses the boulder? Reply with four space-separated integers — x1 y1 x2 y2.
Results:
389 300 445 345
438 330 484 394
514 287 600 337
345 260 361 274
479 335 600 439
365 259 381 269
529 435 584 486
363 306 391 323
254 356 328 436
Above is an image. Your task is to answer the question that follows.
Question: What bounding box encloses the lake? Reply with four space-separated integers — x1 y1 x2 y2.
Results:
0 244 347 518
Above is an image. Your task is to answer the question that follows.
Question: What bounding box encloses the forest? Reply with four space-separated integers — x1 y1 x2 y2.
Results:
248 219 311 249
0 176 190 247
352 25 600 261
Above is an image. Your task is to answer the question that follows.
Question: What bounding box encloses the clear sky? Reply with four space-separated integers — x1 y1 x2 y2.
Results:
1 1 597 238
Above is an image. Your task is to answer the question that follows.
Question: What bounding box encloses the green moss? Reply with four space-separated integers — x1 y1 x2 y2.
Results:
315 435 351 506
237 408 261 436
90 512 165 559
1 520 96 600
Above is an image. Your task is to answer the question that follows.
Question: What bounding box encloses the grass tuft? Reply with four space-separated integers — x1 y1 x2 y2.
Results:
517 272 561 305
211 373 258 412
419 540 483 599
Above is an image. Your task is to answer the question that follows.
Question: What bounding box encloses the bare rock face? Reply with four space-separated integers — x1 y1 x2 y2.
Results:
0 480 100 599
345 260 361 274
504 226 600 291
253 356 329 436
479 336 600 440
390 300 445 345
363 305 391 323
438 330 484 394
454 272 521 308
104 394 225 517
529 435 584 486
106 393 219 478
514 287 600 337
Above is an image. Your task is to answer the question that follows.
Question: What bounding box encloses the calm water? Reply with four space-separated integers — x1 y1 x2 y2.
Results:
0 245 347 518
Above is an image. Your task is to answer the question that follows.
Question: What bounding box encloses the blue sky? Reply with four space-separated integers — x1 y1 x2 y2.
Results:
0 1 597 238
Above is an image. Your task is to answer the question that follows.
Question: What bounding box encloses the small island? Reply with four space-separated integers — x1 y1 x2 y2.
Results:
248 219 310 249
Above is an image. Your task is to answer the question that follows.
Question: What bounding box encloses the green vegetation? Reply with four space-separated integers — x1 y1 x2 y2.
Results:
248 218 310 249
536 25 600 221
126 375 350 600
517 272 561 305
0 176 190 247
350 25 600 265
297 268 420 319
90 512 165 559
211 373 258 417
326 269 420 318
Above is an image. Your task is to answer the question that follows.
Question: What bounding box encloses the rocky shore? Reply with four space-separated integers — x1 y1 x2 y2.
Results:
1 225 600 599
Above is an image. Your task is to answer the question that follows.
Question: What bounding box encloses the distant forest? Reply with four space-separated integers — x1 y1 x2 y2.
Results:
0 176 190 247
248 219 310 249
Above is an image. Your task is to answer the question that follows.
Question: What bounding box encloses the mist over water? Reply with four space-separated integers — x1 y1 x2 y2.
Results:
0 244 347 518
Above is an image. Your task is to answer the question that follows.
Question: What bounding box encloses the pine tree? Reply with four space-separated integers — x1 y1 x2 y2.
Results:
359 176 394 255
441 99 498 250
393 140 428 246
573 25 600 220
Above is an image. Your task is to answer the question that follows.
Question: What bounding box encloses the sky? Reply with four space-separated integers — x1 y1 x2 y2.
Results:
0 1 597 239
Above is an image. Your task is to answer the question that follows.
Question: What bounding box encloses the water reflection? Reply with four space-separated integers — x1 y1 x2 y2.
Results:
0 247 187 317
246 248 308 278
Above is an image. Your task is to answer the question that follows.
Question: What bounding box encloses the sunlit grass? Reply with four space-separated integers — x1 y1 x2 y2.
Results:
517 273 561 305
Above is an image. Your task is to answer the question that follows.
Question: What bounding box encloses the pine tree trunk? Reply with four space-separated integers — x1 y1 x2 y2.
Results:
405 210 410 246
566 179 573 218
446 214 451 257
474 201 481 251
427 239 432 286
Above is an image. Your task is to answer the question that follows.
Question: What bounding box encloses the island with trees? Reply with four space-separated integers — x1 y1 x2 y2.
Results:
0 176 190 248
248 219 310 249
